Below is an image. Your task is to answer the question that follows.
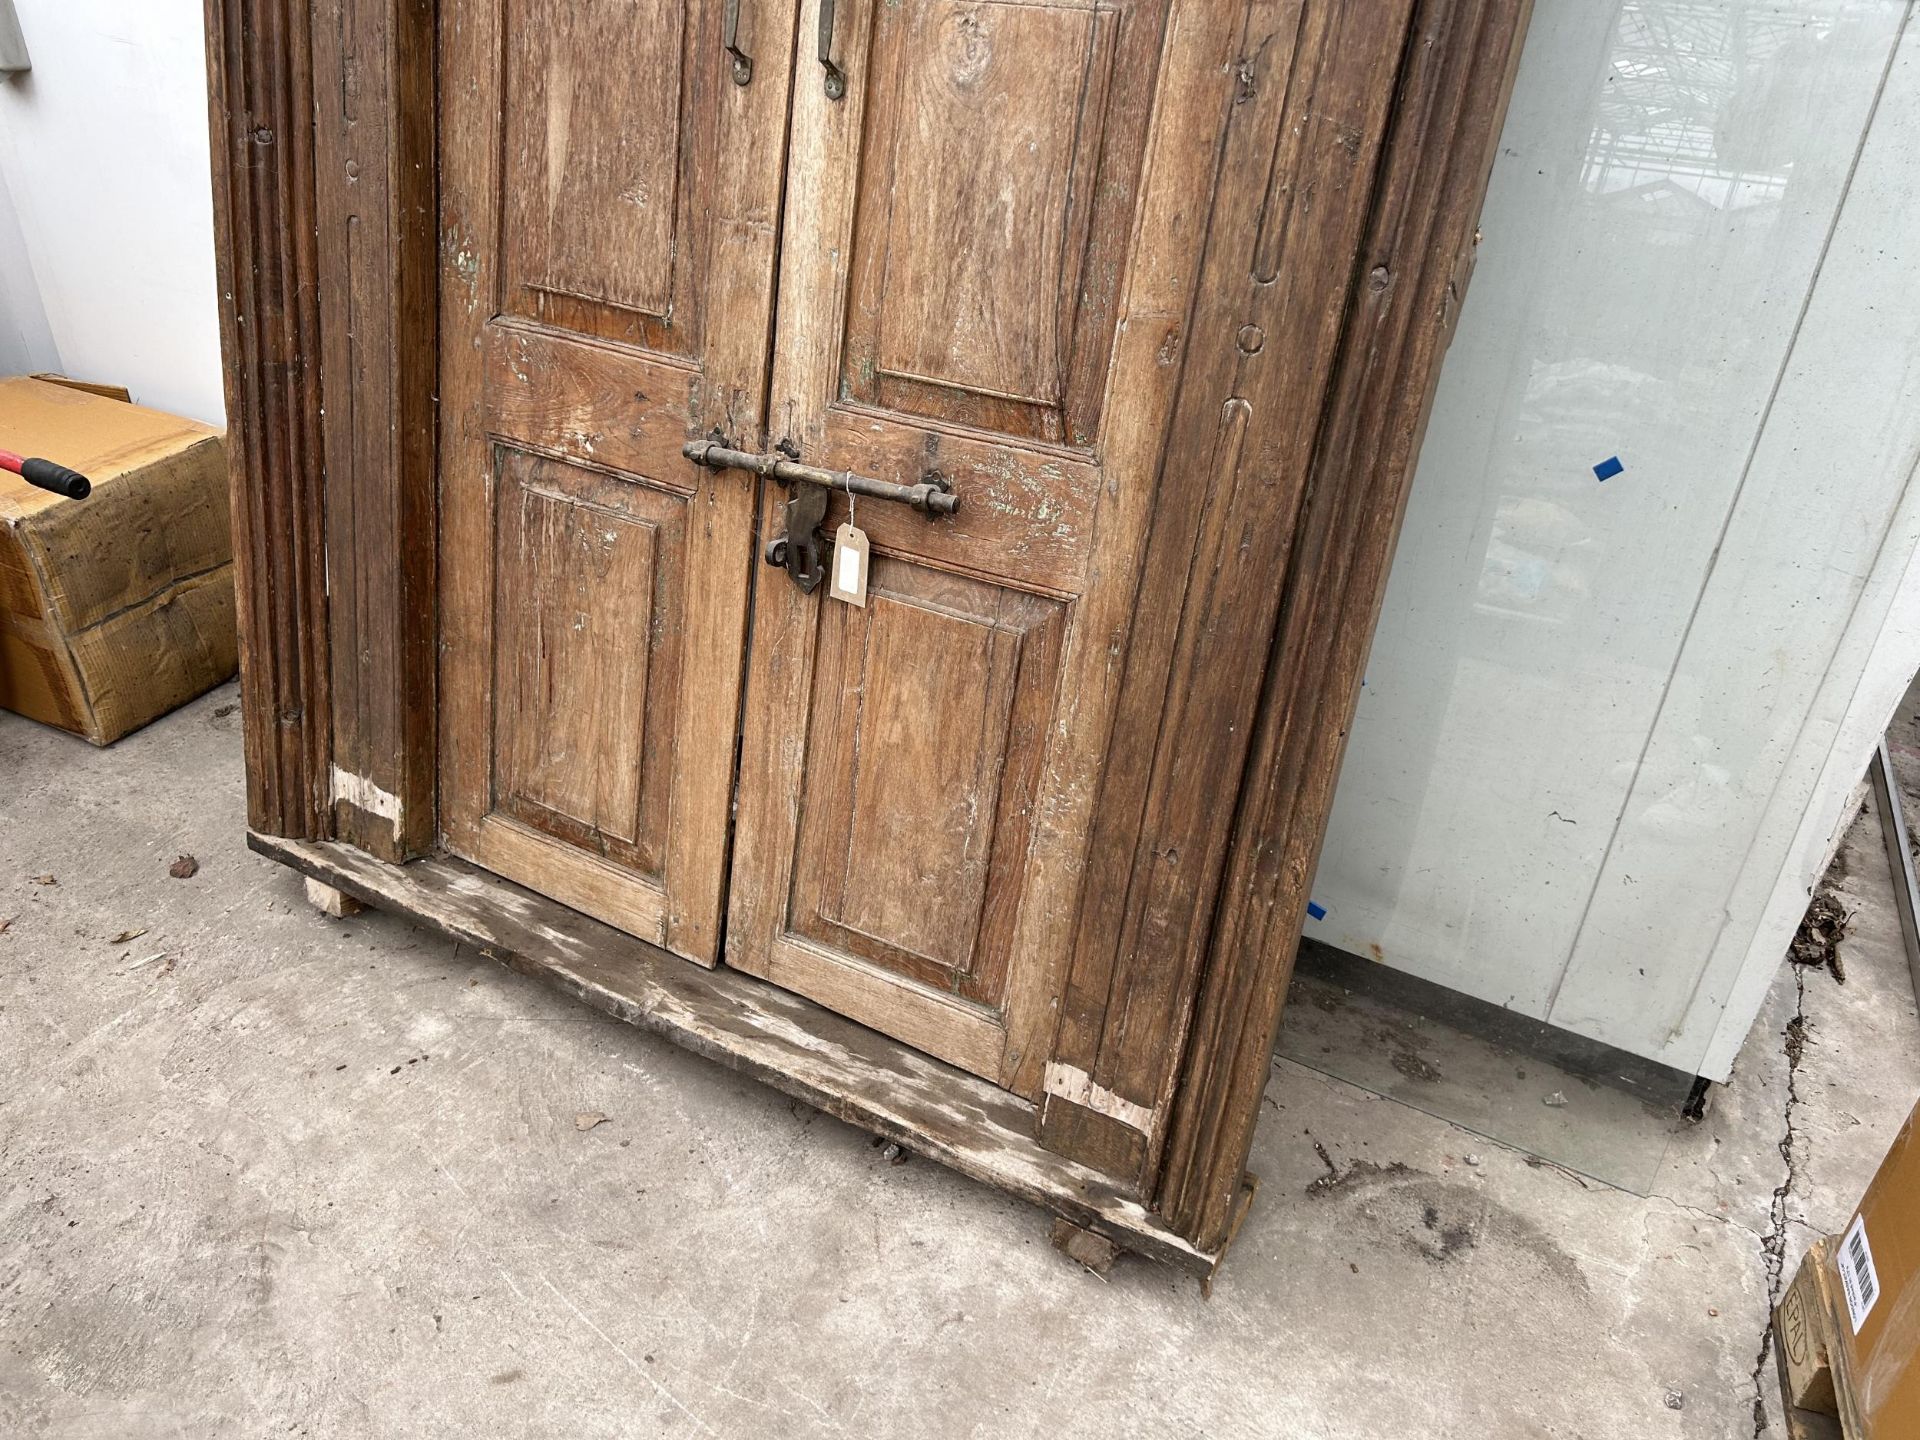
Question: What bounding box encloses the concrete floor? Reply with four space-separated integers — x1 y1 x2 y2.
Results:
3 682 1918 1439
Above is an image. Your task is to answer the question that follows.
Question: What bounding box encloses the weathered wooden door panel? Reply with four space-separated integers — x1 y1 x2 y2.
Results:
437 0 1488 1118
837 0 1158 447
483 447 685 910
762 558 1071 1077
726 0 1222 1099
439 0 798 962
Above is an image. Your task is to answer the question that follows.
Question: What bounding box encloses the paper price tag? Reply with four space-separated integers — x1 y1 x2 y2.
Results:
829 522 869 607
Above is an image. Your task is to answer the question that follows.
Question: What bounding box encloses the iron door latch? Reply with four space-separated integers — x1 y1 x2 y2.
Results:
683 439 959 594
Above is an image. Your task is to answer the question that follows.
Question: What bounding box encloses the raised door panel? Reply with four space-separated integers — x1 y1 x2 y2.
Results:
841 0 1153 446
492 451 685 875
768 561 1066 1074
501 0 702 350
440 0 798 961
729 0 1218 1100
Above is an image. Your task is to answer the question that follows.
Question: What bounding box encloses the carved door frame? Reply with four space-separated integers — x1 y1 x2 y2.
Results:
206 0 1532 1255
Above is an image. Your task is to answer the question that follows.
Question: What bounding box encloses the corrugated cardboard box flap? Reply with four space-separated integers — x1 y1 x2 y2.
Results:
0 376 219 517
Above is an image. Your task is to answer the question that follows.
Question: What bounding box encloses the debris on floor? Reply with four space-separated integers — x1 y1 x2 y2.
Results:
1050 1218 1120 1276
1791 892 1850 982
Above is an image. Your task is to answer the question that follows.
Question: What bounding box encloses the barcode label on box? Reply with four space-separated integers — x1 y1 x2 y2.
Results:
1839 1214 1880 1334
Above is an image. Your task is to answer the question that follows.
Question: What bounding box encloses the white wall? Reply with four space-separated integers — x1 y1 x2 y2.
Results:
1312 0 1920 1080
0 160 57 376
0 0 223 424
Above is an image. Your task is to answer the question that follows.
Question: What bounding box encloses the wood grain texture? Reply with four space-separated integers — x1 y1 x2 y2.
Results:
221 0 1534 1264
728 0 1248 1102
311 0 438 860
1040 0 1418 1184
785 563 1064 1001
839 0 1157 446
1155 0 1535 1250
503 0 685 321
485 450 688 888
438 0 798 965
492 460 662 858
250 831 1220 1276
205 0 332 841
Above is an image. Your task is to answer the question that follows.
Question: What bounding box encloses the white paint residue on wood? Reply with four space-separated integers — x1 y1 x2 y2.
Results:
1042 1061 1156 1135
331 764 404 829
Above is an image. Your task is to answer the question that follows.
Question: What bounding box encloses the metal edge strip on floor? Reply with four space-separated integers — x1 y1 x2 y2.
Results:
248 832 1219 1277
1869 740 1920 1002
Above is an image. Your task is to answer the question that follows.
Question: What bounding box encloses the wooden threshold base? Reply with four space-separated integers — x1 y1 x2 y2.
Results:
249 833 1221 1276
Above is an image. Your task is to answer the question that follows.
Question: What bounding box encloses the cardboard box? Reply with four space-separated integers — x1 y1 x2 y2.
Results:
0 375 236 744
1828 1103 1920 1438
1780 1235 1845 1418
1783 1103 1920 1436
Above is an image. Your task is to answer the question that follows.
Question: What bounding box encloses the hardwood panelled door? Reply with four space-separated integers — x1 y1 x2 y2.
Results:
439 0 800 963
726 0 1211 1100
441 0 1290 1096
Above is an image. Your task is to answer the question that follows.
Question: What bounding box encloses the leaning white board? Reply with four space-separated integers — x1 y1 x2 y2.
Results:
1312 0 1920 1080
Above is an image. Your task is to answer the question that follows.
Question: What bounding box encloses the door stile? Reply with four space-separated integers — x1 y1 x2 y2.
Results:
658 0 804 962
1040 0 1421 1184
1157 0 1536 1252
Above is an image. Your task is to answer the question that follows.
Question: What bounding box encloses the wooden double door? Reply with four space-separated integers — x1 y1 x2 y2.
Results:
439 0 1195 1101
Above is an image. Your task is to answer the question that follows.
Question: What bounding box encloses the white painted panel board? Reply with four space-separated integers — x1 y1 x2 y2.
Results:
1312 0 1919 1074
1555 11 1920 1064
1701 492 1920 1078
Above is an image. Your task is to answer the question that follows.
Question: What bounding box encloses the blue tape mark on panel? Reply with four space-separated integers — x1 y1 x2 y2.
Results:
1306 901 1327 921
1593 455 1624 482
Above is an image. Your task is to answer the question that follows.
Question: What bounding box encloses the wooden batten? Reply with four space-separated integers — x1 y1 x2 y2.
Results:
1155 0 1537 1251
204 0 332 839
310 0 440 860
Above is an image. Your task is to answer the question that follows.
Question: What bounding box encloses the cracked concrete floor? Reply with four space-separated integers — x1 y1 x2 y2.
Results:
3 681 1918 1439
